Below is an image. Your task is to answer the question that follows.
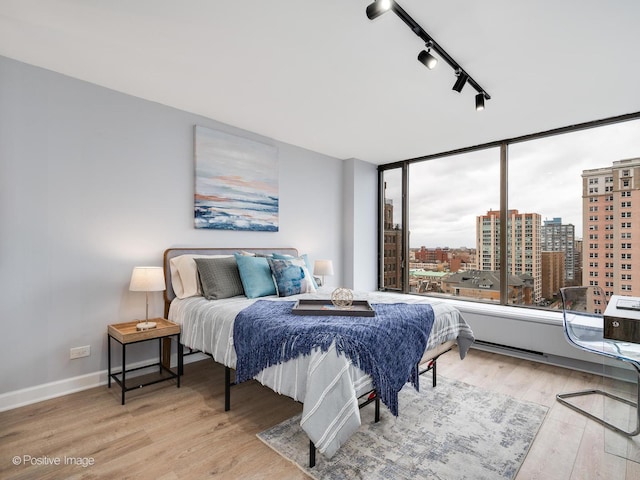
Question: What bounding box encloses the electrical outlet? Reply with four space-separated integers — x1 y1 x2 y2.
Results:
70 345 91 359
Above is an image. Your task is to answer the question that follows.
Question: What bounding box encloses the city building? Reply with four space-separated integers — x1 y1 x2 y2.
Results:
411 247 470 273
383 199 403 289
582 157 640 298
408 270 449 293
449 256 462 273
414 246 448 263
442 270 533 303
541 251 565 301
476 209 542 303
574 239 584 285
541 218 576 284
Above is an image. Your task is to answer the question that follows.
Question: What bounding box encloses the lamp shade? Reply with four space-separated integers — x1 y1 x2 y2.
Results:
313 260 334 277
129 266 165 292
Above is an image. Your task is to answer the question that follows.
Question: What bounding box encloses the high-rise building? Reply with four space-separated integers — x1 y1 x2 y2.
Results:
383 199 402 289
582 157 640 298
541 251 565 300
573 239 583 285
476 209 542 303
541 217 576 284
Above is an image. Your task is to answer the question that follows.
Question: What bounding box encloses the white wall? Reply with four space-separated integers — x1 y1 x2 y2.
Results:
342 158 378 291
0 56 363 402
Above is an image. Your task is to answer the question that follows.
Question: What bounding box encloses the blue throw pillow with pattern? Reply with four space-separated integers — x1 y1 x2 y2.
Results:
267 258 306 297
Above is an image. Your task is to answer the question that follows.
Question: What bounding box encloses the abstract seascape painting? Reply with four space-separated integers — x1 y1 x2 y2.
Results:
194 126 279 231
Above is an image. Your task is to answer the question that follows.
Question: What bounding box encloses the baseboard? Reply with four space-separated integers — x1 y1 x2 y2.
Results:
7 345 632 413
0 352 209 412
471 343 637 383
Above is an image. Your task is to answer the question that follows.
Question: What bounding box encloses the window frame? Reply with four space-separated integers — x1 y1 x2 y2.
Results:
378 111 640 308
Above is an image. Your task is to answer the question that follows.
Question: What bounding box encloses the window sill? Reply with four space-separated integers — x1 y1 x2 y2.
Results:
408 293 563 326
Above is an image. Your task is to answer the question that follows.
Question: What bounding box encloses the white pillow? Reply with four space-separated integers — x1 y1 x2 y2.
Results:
169 254 233 299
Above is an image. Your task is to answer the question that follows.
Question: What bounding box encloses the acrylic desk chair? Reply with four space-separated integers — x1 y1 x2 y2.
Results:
558 286 640 437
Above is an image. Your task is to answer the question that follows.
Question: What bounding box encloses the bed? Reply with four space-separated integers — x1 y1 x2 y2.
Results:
163 247 475 464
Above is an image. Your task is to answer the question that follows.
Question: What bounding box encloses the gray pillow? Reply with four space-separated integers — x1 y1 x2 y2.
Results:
194 257 244 300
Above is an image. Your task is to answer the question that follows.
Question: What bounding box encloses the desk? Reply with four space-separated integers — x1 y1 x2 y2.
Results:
604 295 640 343
566 312 640 366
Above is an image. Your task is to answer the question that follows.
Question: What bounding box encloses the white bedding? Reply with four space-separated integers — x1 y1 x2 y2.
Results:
168 290 474 458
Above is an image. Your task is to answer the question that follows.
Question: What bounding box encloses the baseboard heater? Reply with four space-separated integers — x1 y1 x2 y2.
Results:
474 340 545 358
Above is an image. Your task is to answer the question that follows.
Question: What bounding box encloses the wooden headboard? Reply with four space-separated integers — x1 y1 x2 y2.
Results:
163 247 299 315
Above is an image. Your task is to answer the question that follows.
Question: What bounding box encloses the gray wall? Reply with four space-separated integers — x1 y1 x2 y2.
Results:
0 56 371 398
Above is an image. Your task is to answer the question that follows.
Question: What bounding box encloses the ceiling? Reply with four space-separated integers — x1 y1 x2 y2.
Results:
1 0 639 164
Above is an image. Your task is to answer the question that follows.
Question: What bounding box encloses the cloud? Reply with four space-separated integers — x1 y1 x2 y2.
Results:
384 119 640 248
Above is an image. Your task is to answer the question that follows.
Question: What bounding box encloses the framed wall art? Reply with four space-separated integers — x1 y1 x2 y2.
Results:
194 125 279 231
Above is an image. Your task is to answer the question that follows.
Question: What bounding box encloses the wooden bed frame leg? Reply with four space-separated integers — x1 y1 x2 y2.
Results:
375 394 380 422
225 366 231 411
309 440 316 468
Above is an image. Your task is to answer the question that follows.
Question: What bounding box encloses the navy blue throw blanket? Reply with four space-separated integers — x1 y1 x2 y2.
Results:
233 300 435 416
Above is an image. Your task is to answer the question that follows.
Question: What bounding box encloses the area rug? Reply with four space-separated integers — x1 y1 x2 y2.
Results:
257 376 547 479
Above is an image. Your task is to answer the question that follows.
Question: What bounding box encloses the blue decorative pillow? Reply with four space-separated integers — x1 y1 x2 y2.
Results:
234 253 277 298
267 258 307 297
272 253 319 289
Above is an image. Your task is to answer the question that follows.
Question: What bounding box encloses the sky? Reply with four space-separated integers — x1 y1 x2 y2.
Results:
384 118 640 248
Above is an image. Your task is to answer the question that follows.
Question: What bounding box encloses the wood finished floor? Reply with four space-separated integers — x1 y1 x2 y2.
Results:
2 349 640 479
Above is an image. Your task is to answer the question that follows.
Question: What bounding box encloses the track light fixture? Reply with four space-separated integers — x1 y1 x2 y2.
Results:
452 69 468 93
366 0 393 20
366 0 490 110
417 42 438 70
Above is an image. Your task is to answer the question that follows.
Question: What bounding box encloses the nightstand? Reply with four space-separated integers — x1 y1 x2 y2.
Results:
107 318 182 405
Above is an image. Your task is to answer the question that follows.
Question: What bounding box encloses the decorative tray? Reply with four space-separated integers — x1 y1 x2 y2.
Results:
292 299 375 317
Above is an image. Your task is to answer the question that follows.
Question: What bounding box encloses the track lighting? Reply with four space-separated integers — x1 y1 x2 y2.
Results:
366 0 393 20
366 0 490 110
452 70 468 93
417 42 437 70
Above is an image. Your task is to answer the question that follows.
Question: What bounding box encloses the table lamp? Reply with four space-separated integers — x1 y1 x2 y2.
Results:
129 266 165 331
313 260 334 287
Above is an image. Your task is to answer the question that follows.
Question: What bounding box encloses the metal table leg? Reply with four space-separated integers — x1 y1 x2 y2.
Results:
121 343 126 405
177 335 183 387
108 335 112 388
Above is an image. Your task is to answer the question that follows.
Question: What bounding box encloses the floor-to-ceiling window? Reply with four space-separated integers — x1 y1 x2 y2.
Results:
508 119 640 306
407 149 499 301
379 113 640 310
